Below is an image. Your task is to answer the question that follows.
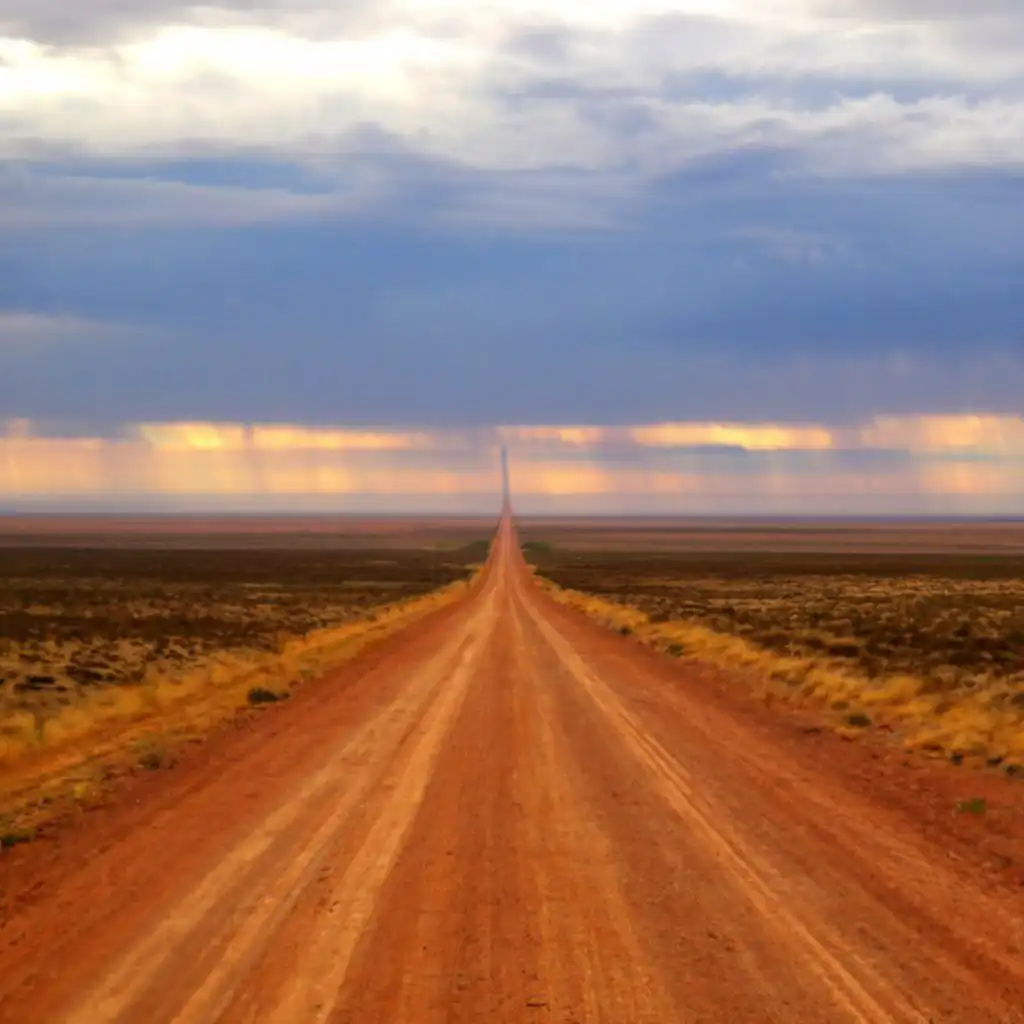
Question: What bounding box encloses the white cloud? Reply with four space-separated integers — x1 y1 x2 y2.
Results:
0 1 1022 183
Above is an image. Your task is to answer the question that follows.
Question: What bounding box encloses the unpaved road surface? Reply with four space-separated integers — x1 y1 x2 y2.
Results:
2 520 1023 1022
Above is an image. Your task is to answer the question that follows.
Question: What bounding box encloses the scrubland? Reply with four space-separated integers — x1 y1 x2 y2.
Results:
527 546 1024 774
0 542 485 836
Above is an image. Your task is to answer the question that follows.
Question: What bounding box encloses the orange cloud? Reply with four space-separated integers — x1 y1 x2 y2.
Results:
136 422 250 451
498 425 610 445
917 460 1024 495
628 422 835 451
250 425 439 451
860 415 1024 453
2 416 1023 511
136 422 439 452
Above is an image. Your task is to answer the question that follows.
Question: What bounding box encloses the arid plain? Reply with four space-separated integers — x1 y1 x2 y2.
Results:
1 515 1023 1022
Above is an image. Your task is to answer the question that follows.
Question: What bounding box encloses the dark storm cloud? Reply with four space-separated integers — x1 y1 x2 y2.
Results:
0 149 639 238
501 22 588 65
661 69 995 107
823 0 1022 20
3 1 1023 432
818 0 1024 53
3 148 1023 428
0 0 216 42
0 0 383 44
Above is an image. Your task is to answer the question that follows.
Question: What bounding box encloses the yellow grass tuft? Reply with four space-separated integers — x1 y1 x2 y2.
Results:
542 578 1024 769
0 572 478 829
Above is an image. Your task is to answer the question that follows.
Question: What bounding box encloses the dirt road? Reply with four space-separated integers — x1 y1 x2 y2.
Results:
2 518 1023 1022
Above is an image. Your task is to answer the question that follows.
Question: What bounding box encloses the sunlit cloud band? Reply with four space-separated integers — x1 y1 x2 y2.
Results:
3 414 1024 513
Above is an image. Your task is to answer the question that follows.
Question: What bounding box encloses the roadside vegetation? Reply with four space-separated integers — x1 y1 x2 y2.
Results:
0 542 486 831
527 546 1024 774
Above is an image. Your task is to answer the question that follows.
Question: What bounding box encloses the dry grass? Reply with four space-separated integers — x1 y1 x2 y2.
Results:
0 578 470 764
0 542 486 829
531 551 1024 774
0 578 475 830
0 545 483 700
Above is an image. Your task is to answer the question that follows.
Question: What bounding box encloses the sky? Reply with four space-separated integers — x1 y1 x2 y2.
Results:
1 0 1023 513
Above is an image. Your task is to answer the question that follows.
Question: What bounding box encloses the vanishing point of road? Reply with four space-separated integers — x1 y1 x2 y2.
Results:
2 518 1023 1022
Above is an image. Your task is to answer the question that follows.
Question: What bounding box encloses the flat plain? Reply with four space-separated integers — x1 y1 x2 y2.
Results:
0 517 489 833
0 541 484 704
522 517 1024 770
1 516 1023 1023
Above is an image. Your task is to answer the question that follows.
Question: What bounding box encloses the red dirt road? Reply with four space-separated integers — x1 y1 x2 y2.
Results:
2 519 1023 1022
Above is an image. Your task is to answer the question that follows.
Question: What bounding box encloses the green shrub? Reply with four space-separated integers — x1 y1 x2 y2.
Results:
247 687 282 706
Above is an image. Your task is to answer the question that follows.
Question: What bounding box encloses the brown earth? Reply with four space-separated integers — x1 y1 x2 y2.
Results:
0 542 482 702
0 515 496 549
1 518 1023 1022
518 516 1024 554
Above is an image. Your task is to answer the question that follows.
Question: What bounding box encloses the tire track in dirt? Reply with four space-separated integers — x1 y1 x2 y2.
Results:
505 596 680 1021
519 589 935 1024
260 590 499 1024
60 583 500 1024
550 610 1024 1014
305 560 550 1022
308 535 679 1022
2 520 1023 1023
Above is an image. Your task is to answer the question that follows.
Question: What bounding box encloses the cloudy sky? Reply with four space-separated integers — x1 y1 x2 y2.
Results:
2 0 1023 512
